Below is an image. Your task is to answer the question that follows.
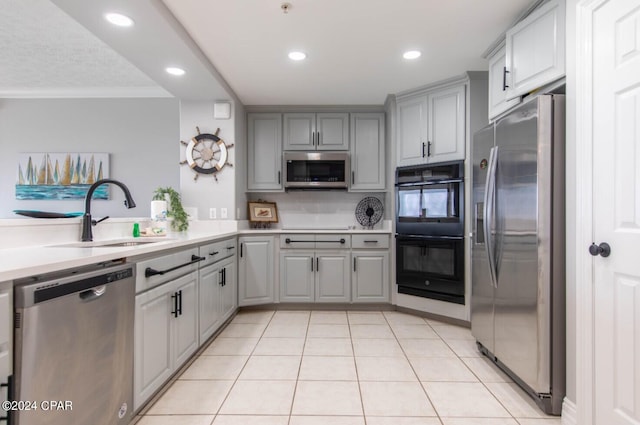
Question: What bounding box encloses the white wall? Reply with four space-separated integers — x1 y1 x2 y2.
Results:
178 100 238 220
0 98 179 219
565 0 577 406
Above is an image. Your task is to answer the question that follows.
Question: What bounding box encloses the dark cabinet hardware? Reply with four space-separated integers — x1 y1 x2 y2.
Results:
589 242 611 258
427 141 432 157
219 269 224 285
316 257 319 271
209 251 220 256
240 243 243 257
311 257 314 272
422 142 426 158
353 257 357 272
226 246 235 250
364 240 378 244
223 268 226 286
177 290 182 316
171 292 178 318
352 171 355 184
145 255 205 277
502 67 510 91
278 171 281 185
285 238 346 244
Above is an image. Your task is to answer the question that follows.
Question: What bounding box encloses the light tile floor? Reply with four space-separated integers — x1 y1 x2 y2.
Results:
137 310 562 425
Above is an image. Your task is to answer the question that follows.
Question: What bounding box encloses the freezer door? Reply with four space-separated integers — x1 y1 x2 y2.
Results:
470 124 495 352
493 96 551 394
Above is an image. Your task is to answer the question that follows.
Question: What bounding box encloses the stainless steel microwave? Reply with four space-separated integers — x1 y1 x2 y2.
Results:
283 152 350 189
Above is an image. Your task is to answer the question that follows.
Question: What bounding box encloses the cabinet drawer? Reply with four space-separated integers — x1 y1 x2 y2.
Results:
315 234 350 249
136 247 200 293
199 237 236 267
352 235 389 249
280 234 316 249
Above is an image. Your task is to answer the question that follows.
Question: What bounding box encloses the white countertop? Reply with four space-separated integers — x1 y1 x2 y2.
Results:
0 221 392 282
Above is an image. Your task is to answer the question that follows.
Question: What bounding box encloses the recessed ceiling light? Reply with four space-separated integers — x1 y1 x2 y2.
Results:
403 50 422 60
165 67 186 76
105 13 134 27
288 51 306 61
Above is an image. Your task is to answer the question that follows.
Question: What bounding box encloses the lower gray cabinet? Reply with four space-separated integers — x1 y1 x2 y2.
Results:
134 271 198 410
198 255 237 344
352 251 389 302
238 236 275 306
280 250 350 303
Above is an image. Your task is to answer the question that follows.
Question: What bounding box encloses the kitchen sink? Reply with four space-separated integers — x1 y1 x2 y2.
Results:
51 238 172 248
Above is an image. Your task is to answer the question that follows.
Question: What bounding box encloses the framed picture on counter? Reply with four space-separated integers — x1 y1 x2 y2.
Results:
248 200 278 223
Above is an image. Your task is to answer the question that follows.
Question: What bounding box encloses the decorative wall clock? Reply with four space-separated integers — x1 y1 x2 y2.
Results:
180 126 234 182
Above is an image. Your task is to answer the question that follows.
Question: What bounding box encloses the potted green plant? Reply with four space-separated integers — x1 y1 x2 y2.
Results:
153 187 189 232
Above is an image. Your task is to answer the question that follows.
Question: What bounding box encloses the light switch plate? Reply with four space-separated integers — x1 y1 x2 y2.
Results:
220 208 228 219
214 102 231 119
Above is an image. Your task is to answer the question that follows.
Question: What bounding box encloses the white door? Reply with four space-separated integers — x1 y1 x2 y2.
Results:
198 265 222 343
316 251 350 302
426 84 465 162
238 237 274 306
397 95 428 166
280 251 315 302
591 1 640 424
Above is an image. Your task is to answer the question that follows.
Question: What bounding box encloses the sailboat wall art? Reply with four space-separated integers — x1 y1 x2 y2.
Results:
16 153 110 200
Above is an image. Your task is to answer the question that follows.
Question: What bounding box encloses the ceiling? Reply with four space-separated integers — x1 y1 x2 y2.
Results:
1 0 536 105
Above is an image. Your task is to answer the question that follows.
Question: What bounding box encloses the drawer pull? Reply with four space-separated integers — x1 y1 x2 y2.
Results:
209 251 220 256
285 238 345 244
145 254 205 277
363 240 378 243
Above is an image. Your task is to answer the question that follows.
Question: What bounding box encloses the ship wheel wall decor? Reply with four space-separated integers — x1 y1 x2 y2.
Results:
180 126 234 182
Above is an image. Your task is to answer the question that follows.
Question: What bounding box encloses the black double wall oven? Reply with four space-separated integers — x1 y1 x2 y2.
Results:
395 161 465 304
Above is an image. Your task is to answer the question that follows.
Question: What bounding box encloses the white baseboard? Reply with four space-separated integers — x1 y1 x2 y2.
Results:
562 397 577 425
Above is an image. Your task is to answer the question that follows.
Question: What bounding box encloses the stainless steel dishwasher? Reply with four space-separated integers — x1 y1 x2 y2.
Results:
13 261 134 425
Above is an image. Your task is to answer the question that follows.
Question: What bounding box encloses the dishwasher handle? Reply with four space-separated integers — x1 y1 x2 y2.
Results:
79 285 107 302
145 255 205 277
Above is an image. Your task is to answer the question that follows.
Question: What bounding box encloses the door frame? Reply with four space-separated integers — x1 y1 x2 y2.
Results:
574 0 606 424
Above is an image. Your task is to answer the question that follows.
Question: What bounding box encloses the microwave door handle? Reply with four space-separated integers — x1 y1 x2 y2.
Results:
483 146 499 289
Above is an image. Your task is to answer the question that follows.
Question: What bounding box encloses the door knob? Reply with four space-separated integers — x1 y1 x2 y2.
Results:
589 242 611 258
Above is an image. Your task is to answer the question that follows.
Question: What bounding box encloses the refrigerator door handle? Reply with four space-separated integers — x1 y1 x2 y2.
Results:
484 146 499 289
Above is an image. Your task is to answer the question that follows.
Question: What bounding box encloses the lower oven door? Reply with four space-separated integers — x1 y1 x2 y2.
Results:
396 235 464 304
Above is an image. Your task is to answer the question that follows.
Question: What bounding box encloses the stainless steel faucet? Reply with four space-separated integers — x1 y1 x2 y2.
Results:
81 179 136 241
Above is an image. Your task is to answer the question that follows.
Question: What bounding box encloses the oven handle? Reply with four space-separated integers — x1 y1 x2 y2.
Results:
395 178 463 187
483 146 499 289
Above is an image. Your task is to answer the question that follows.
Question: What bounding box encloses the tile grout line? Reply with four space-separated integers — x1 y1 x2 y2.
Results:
286 310 311 425
384 312 445 424
211 310 275 423
348 312 369 425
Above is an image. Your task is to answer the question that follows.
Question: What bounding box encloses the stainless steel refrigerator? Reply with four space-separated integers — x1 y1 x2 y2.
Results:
471 94 565 415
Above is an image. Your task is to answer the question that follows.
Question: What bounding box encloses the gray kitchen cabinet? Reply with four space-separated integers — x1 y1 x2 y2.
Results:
0 282 11 411
284 112 349 151
351 234 390 302
315 251 350 302
238 236 275 306
247 113 283 191
198 238 237 343
504 0 565 100
397 83 465 166
280 250 315 302
488 45 521 121
134 271 198 410
279 250 350 303
279 234 351 303
350 113 385 191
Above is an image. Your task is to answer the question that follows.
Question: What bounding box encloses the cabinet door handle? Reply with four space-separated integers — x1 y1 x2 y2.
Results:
318 131 321 146
240 243 243 257
312 132 315 146
427 141 432 157
209 251 220 256
219 269 224 285
502 66 510 91
422 142 426 158
223 267 226 286
311 257 314 272
171 292 178 318
177 290 183 316
278 170 281 185
353 257 356 272
316 257 319 271
364 240 378 244
352 171 355 184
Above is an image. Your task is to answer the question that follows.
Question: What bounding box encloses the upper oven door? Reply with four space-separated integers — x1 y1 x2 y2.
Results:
284 152 349 189
395 161 464 236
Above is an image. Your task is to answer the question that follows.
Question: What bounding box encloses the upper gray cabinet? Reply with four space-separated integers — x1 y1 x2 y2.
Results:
488 45 522 121
350 113 385 191
396 83 465 167
247 113 283 191
284 112 349 151
504 0 565 100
